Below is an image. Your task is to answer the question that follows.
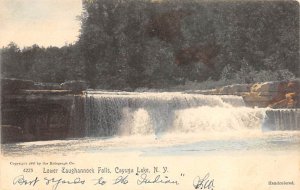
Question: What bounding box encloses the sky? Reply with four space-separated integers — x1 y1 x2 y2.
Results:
0 0 82 48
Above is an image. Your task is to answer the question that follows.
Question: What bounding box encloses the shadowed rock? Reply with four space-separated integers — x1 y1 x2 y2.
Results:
1 78 35 94
1 78 87 143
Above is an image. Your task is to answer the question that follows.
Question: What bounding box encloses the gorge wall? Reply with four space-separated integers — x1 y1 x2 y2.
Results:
1 78 87 143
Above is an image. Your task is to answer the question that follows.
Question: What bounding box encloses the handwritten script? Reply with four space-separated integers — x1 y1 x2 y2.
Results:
13 172 214 189
193 173 215 189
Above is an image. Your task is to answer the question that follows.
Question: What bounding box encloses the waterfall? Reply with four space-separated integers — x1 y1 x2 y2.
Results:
84 92 267 137
263 109 300 131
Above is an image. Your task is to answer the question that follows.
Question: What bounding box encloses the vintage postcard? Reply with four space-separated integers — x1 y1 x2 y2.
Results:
0 0 299 190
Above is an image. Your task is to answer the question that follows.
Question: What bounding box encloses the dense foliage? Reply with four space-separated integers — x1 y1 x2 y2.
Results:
1 43 85 83
1 0 299 89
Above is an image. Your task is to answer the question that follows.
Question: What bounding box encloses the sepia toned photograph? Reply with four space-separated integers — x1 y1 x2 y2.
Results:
0 0 299 189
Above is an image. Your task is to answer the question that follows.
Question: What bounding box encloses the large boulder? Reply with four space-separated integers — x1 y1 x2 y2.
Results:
242 79 300 108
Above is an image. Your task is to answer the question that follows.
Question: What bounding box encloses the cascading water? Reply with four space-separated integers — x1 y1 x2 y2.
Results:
3 91 300 156
84 92 267 137
263 109 300 131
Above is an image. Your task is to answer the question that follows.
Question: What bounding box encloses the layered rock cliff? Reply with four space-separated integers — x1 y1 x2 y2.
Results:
1 78 88 143
196 79 300 108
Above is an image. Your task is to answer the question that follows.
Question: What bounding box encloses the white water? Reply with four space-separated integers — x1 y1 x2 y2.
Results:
84 92 266 137
2 92 299 156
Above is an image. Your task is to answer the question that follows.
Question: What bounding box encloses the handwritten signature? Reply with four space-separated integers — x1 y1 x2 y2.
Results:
193 173 215 189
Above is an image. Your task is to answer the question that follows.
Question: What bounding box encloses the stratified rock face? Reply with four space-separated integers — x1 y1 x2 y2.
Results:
196 79 299 108
1 78 35 94
1 93 86 143
1 125 24 143
243 80 300 108
1 78 87 143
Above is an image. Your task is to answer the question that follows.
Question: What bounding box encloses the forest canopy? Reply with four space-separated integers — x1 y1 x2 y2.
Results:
1 0 299 90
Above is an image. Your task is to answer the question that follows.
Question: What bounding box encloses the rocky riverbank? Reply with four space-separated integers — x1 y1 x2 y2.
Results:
194 79 300 108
